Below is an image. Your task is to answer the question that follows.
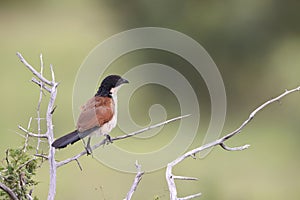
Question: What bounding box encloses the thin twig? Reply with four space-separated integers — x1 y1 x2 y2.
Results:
124 161 144 200
75 159 83 171
50 64 55 83
220 143 250 151
31 78 51 93
23 117 33 152
172 176 198 181
178 193 202 200
36 54 44 153
16 52 53 86
56 115 190 168
18 125 48 139
166 85 300 199
114 114 190 142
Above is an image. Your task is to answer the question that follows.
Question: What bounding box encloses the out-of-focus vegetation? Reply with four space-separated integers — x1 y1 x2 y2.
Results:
0 147 39 200
0 0 300 199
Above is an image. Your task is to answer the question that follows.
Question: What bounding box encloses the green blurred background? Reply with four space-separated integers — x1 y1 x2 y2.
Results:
1 0 300 199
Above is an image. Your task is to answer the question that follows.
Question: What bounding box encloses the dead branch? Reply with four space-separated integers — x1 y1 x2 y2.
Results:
166 85 300 200
18 125 48 139
124 161 144 200
17 52 58 200
16 52 53 86
56 114 190 168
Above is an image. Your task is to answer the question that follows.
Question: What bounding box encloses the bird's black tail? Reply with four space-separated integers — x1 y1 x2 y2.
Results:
52 130 81 149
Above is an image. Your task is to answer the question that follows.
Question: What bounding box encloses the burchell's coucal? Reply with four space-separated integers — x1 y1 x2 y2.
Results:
52 75 129 152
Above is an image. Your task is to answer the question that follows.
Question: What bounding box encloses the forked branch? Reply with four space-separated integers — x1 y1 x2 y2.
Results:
124 161 145 200
166 85 300 200
16 52 58 200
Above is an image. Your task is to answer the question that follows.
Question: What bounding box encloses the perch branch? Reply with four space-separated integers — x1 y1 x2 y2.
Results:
56 114 190 168
166 85 300 200
124 161 144 200
0 182 19 200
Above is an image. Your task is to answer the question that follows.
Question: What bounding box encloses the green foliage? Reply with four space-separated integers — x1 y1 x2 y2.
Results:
0 148 39 200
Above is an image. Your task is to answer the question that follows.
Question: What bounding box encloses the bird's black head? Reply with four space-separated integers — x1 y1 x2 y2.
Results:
96 75 129 97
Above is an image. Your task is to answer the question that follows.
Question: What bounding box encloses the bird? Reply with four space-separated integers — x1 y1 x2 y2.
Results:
51 75 129 154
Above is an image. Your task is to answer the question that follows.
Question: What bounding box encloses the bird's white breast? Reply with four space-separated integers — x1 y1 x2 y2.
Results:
98 94 117 136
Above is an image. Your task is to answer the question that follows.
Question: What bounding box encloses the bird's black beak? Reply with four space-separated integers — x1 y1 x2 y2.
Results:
116 77 129 86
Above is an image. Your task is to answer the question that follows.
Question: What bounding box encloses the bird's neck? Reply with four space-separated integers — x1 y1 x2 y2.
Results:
95 87 112 98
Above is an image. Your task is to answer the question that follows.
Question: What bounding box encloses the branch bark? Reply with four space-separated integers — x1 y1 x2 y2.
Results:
166 85 300 199
0 182 19 200
124 161 144 200
16 52 53 86
17 52 58 200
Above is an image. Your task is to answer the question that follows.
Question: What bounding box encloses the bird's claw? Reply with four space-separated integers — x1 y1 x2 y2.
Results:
105 134 113 144
85 137 93 156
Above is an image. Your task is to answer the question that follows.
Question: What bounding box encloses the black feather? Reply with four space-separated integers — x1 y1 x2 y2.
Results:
51 130 80 149
51 127 99 149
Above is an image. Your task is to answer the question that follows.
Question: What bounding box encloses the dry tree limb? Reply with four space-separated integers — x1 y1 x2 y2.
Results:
56 114 190 168
16 52 53 86
166 85 300 200
18 125 48 139
16 52 58 200
124 161 145 200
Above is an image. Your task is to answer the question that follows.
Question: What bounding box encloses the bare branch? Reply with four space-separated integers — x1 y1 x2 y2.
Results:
178 193 202 200
45 80 58 200
124 161 144 200
17 52 58 200
56 151 85 168
26 193 34 200
16 52 53 86
36 57 44 154
75 159 83 171
0 182 19 200
166 85 300 199
114 114 190 142
23 117 33 152
31 78 51 93
220 143 250 151
56 115 190 168
40 53 44 75
172 175 198 181
18 125 48 139
50 64 55 82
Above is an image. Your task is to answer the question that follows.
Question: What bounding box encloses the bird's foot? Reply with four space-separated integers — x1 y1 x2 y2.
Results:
105 134 113 145
85 145 92 155
85 137 93 156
